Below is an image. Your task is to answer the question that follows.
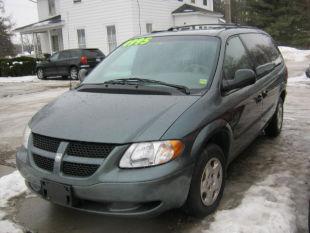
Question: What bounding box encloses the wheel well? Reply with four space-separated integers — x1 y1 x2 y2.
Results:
280 90 286 101
208 129 230 163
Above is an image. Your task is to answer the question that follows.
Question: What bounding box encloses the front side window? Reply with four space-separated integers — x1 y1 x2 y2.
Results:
50 52 59 62
77 29 86 48
48 0 56 16
223 36 253 80
84 36 220 92
107 25 117 53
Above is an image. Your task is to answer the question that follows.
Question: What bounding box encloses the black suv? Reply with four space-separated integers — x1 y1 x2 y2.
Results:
36 48 105 80
17 25 287 217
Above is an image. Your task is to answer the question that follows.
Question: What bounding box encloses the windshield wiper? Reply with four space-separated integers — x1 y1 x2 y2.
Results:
104 77 191 95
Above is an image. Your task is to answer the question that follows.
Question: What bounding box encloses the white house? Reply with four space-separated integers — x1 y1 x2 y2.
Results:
15 0 223 56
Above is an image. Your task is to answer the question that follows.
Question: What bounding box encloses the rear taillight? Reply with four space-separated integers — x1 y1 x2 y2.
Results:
80 56 88 65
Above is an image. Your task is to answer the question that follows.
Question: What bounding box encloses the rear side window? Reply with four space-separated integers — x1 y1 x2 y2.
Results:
70 50 82 58
83 49 104 58
240 33 282 67
223 36 253 80
58 51 71 60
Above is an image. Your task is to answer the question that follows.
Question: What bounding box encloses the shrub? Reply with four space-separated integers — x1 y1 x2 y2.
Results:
0 57 44 77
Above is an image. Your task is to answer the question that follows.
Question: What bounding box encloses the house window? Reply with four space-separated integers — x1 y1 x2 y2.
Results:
146 23 152 33
191 0 195 4
107 25 117 53
73 0 82 3
48 0 56 16
77 29 86 48
203 0 207 5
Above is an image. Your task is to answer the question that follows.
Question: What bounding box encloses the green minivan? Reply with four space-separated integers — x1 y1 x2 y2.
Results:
17 25 287 217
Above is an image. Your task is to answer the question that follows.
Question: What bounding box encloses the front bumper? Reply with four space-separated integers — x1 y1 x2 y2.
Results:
16 147 194 217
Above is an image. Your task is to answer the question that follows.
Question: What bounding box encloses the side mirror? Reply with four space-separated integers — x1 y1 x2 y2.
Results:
78 69 88 82
222 69 256 92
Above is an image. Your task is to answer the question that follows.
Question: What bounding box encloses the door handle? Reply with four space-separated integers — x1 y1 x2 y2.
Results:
256 94 263 103
262 90 268 98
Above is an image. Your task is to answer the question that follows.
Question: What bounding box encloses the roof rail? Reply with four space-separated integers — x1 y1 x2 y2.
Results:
161 24 257 32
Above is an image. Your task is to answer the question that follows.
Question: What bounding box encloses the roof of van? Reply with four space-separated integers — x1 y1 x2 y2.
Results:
146 24 267 38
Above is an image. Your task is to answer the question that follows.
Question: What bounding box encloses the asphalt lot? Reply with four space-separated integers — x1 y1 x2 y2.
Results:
0 55 309 232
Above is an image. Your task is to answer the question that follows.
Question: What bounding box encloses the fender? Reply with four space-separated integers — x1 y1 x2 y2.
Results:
190 119 234 167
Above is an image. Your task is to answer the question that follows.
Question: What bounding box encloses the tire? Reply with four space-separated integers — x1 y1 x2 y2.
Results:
265 98 284 137
183 143 226 217
69 67 79 80
37 68 45 80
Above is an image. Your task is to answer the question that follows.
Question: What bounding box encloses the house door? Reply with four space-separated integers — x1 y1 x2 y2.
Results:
51 35 59 52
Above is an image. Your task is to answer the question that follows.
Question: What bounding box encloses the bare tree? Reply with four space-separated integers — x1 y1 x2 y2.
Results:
21 35 34 54
0 0 15 57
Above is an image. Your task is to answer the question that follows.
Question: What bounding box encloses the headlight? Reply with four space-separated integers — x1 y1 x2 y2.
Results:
22 125 31 149
119 140 184 168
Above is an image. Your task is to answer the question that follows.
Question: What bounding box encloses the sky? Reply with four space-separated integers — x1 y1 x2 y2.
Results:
4 0 38 43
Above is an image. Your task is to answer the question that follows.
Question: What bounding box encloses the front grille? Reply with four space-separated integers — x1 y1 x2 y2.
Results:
62 162 100 177
32 133 61 153
66 142 115 158
33 154 54 172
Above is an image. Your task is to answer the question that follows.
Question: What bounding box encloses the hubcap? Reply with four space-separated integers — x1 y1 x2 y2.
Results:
277 103 283 130
37 69 43 79
200 158 223 206
71 68 78 80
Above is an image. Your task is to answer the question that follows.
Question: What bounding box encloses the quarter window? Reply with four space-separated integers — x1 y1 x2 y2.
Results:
107 25 117 53
77 29 86 48
223 36 253 80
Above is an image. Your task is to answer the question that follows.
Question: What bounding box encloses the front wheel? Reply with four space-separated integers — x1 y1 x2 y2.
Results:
69 67 79 80
183 144 225 217
37 68 45 80
265 98 284 137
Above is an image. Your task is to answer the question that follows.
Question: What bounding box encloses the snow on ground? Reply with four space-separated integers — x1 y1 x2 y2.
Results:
279 46 310 62
0 76 38 83
206 173 297 233
0 171 28 233
288 74 310 87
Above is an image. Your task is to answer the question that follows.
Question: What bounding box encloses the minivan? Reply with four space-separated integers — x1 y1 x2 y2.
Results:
36 48 105 80
17 25 287 217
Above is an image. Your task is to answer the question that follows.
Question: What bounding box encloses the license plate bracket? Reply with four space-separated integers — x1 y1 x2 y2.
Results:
41 180 74 206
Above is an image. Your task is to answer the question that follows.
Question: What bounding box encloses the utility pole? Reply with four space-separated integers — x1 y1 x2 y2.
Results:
224 0 232 23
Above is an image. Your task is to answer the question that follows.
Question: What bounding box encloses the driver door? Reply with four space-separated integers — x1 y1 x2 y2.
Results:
221 36 264 158
45 52 60 76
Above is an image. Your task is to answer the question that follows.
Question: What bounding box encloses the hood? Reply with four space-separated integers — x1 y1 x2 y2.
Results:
30 90 200 144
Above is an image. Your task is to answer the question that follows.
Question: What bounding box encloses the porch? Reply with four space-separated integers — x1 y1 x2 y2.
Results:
14 15 65 57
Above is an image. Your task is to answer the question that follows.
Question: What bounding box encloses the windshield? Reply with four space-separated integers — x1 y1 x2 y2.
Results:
84 36 220 92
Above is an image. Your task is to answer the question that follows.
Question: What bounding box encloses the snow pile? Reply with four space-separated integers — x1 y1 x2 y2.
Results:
206 173 297 233
0 220 23 233
279 46 310 62
0 171 27 233
0 171 28 207
0 76 38 83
